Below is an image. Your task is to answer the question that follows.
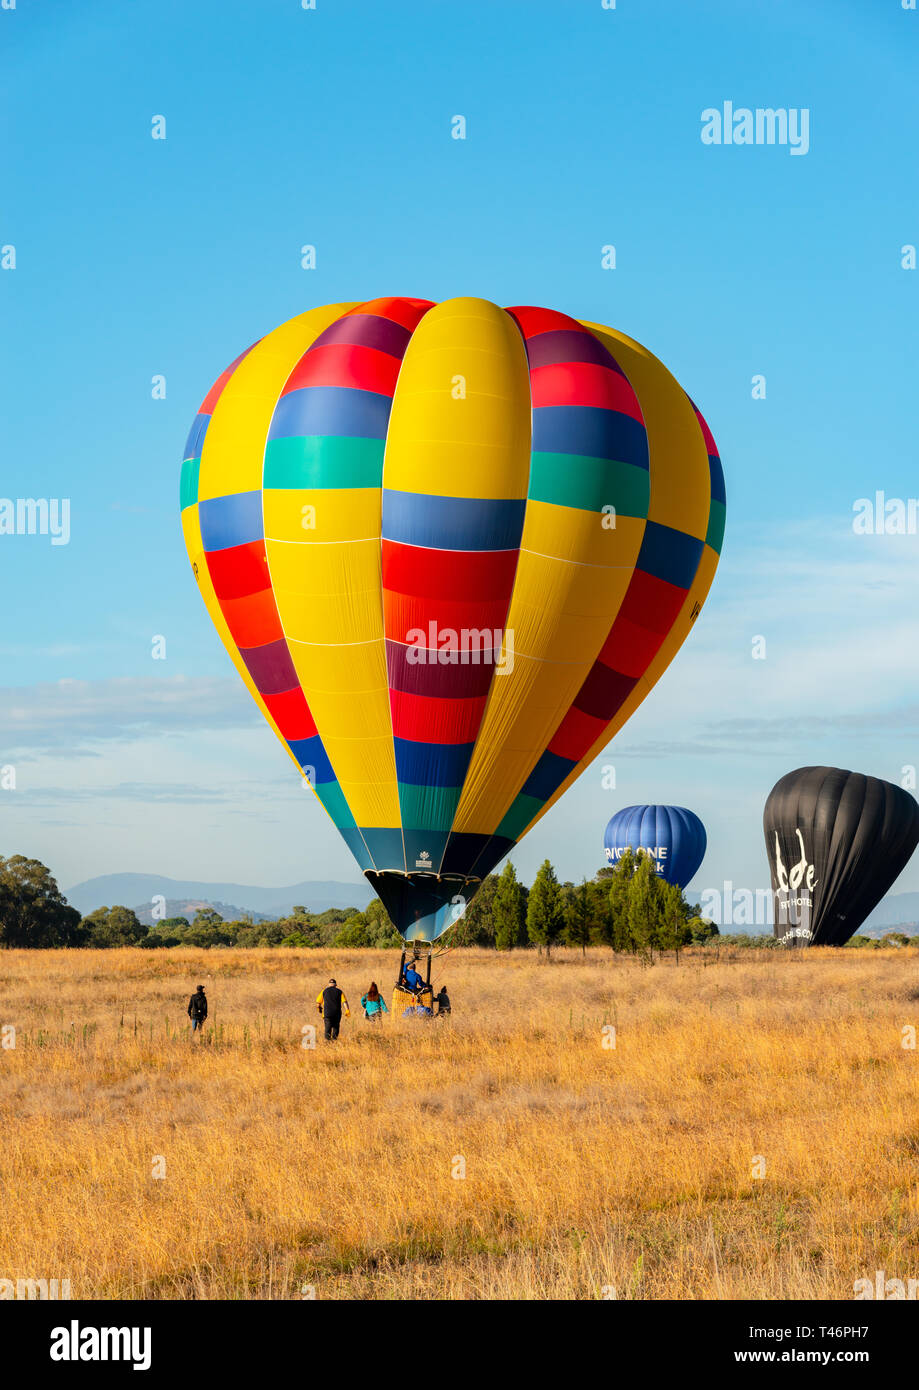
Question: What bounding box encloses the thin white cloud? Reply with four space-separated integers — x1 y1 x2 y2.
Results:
0 675 259 753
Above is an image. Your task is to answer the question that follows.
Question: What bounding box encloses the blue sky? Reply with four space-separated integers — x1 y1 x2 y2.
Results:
1 0 917 906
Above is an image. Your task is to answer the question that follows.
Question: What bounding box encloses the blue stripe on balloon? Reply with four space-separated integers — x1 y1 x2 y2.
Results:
183 413 210 461
636 521 703 589
287 735 336 783
531 406 649 471
709 452 726 505
382 491 526 552
521 749 576 800
394 738 475 788
267 386 392 441
198 490 263 551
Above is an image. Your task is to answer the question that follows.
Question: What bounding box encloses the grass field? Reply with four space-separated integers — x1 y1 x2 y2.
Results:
1 945 918 1300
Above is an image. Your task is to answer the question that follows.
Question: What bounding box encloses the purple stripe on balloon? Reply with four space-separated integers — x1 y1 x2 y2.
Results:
240 639 300 696
310 314 412 358
573 662 638 721
523 328 624 375
386 640 495 699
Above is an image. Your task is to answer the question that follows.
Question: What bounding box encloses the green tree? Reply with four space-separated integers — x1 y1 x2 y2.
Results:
688 916 719 945
279 930 317 948
184 920 235 948
0 856 83 948
333 913 374 947
139 930 183 949
627 853 662 963
192 907 225 928
565 879 592 956
449 874 501 946
364 898 401 947
82 905 148 948
606 848 637 952
658 880 692 961
526 860 565 957
493 862 526 950
278 917 322 947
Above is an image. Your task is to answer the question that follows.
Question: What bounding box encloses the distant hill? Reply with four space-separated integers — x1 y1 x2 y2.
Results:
65 873 374 920
862 893 919 929
130 899 276 928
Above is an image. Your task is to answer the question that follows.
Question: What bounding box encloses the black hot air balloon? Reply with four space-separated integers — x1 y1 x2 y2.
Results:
763 766 919 946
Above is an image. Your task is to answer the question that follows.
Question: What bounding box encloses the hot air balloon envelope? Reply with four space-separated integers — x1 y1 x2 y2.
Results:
603 804 706 886
180 297 725 942
763 766 919 946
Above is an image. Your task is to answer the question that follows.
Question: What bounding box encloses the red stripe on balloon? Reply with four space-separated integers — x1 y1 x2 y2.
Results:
616 568 687 635
548 704 608 762
219 587 283 649
529 361 644 420
506 305 590 338
384 592 510 648
205 540 271 602
281 343 402 396
389 688 487 745
382 540 518 602
596 613 665 678
346 296 435 330
262 686 318 741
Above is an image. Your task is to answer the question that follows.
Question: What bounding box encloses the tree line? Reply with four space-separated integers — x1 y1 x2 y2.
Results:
3 850 906 954
0 850 719 957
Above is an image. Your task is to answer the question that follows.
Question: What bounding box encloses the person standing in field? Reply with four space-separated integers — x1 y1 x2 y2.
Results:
317 977 350 1041
434 984 451 1017
360 981 388 1023
187 984 208 1036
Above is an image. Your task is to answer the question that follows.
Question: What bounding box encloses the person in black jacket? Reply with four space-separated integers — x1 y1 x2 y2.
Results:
188 984 208 1035
316 978 350 1041
434 985 451 1017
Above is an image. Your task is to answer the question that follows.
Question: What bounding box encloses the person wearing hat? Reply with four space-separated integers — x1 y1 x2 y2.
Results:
187 984 208 1036
316 977 350 1042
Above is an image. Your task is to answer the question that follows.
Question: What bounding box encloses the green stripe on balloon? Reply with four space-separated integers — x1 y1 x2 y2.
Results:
527 452 650 516
496 792 544 841
180 457 200 511
705 499 726 554
263 435 385 491
397 784 463 833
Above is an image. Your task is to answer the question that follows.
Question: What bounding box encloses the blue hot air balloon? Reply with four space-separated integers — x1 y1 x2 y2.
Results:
603 805 706 887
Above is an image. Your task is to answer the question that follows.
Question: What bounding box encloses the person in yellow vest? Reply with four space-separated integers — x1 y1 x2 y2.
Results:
316 978 350 1041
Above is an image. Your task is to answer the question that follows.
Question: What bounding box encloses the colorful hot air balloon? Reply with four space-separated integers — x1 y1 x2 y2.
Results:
764 766 919 946
603 805 706 887
180 297 725 943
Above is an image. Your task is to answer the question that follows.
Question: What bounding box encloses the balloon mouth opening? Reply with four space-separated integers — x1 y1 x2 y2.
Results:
365 870 479 944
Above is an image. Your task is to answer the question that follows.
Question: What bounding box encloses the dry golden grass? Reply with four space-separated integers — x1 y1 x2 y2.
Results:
1 944 918 1299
